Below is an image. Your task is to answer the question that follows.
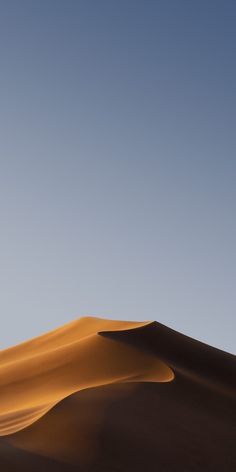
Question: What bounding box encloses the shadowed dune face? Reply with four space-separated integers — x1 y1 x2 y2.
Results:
0 317 235 471
0 317 173 436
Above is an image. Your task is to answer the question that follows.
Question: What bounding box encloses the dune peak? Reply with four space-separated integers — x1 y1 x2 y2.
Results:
0 317 173 436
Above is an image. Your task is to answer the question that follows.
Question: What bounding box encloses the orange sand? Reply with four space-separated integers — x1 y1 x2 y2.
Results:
0 317 173 436
0 317 235 471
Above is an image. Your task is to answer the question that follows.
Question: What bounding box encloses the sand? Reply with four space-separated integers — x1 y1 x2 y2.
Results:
0 316 235 471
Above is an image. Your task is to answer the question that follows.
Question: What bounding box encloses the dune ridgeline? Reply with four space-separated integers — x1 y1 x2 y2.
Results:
0 316 235 471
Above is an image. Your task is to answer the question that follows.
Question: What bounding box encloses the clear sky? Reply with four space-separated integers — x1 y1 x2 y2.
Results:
0 0 235 353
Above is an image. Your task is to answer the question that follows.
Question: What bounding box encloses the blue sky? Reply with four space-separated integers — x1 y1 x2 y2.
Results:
0 0 235 353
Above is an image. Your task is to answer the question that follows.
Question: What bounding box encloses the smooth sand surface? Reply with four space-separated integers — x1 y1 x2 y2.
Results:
0 317 235 471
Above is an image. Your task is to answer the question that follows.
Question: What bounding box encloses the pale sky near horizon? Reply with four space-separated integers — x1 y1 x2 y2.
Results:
0 0 235 353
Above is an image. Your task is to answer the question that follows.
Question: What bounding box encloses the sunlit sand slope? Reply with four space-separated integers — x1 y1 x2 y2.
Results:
0 317 173 436
0 317 235 471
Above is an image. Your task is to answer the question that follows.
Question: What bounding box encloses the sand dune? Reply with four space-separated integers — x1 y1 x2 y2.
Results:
0 318 173 436
0 317 235 471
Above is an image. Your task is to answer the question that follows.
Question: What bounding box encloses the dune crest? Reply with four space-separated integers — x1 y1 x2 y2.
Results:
0 317 174 436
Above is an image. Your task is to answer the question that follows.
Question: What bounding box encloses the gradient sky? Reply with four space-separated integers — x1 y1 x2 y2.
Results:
0 0 235 353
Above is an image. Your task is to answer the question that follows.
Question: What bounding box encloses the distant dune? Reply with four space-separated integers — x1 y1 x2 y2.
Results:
0 317 235 471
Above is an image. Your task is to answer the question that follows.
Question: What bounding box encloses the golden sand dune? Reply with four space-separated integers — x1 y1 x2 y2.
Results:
0 317 235 471
0 317 173 436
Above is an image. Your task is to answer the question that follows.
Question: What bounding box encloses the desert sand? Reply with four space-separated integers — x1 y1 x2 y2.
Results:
0 316 235 471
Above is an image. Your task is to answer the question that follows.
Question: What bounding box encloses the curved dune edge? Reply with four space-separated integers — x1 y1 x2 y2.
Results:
0 317 174 436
